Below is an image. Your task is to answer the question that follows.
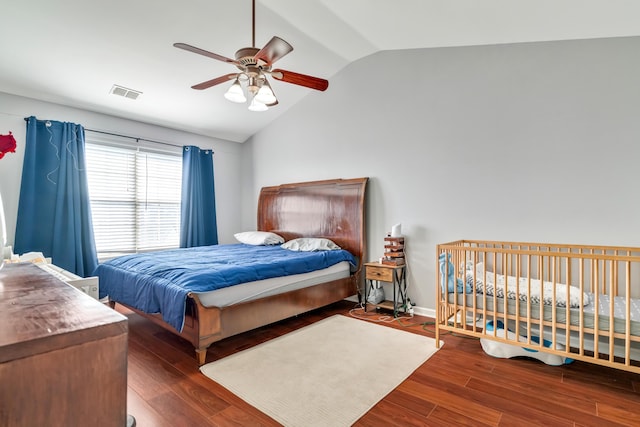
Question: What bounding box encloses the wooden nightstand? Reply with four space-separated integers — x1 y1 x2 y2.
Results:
364 262 408 317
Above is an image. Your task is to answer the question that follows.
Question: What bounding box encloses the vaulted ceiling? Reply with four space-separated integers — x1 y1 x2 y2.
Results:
2 0 639 142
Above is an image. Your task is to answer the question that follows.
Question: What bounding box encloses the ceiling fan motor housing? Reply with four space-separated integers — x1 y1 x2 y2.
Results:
234 47 269 94
235 47 264 68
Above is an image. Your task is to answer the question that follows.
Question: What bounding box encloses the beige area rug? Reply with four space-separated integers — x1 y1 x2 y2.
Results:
200 314 441 427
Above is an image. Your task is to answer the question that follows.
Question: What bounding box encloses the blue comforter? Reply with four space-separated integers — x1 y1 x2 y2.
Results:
95 244 356 332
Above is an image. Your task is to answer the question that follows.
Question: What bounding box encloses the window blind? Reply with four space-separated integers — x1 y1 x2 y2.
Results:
85 142 182 258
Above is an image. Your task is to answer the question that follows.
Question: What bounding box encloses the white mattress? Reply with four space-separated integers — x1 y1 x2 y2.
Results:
583 293 640 324
194 261 352 308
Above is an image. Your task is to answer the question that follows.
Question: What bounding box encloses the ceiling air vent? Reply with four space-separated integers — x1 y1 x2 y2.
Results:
110 84 142 100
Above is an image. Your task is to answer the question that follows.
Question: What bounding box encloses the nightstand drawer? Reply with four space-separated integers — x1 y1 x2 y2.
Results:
365 265 393 282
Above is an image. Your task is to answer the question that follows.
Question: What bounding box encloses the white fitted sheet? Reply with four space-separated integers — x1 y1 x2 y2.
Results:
194 261 352 308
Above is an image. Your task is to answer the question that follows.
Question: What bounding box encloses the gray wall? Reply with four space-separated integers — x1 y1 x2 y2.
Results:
243 36 640 313
0 92 245 249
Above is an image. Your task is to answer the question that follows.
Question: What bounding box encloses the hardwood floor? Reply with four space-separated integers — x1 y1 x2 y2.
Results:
121 301 640 426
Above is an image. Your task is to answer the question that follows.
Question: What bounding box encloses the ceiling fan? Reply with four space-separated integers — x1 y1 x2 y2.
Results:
174 0 328 112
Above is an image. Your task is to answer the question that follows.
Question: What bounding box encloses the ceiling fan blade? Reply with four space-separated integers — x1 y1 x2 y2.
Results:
191 73 238 90
174 42 237 65
271 69 329 91
254 36 293 66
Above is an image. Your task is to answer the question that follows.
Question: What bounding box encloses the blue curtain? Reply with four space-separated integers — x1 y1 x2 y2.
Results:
180 145 218 247
14 116 98 277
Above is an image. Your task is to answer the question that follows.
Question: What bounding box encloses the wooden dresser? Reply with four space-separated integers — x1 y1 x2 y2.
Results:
0 263 128 427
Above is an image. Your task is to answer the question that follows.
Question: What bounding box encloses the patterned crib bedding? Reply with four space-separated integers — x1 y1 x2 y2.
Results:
464 262 591 308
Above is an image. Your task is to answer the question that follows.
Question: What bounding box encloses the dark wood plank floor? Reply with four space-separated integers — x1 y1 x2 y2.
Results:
120 301 640 426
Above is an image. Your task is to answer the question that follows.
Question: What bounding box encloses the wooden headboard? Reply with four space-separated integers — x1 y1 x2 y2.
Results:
257 177 368 270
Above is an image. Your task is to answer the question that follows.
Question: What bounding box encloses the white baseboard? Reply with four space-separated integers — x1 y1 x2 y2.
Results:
413 306 435 319
345 295 359 303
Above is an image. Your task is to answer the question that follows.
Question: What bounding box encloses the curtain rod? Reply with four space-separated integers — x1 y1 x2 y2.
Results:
23 117 182 149
84 128 182 149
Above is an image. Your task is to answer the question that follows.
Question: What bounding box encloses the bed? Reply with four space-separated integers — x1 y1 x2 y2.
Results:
98 177 368 365
436 240 640 374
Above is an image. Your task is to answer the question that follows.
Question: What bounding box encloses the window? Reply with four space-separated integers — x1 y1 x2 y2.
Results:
85 141 182 259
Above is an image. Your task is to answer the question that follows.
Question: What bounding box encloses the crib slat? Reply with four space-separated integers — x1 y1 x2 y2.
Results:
625 258 631 366
565 256 571 351
609 260 615 362
578 255 585 358
593 259 600 360
551 256 558 351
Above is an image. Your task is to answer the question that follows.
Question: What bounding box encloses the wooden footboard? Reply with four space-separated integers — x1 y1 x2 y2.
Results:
190 276 356 365
436 240 640 374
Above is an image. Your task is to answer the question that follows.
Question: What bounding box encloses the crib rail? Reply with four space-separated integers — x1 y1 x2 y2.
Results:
435 240 640 374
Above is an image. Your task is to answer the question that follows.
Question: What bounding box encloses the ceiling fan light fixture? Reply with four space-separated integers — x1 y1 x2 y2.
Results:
248 98 268 112
255 84 276 105
224 79 247 103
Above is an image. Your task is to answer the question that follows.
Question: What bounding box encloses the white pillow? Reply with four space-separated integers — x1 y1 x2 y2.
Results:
281 238 341 252
234 231 284 245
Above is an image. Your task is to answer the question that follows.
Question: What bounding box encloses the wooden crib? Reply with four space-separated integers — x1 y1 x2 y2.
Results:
436 240 640 374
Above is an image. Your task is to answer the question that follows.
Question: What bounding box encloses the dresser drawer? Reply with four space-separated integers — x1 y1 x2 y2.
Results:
365 265 393 282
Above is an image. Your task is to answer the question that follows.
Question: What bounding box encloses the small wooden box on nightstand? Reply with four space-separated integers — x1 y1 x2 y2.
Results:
382 236 405 266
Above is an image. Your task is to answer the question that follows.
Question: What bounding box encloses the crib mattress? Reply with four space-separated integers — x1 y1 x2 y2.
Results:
447 292 640 337
194 261 351 308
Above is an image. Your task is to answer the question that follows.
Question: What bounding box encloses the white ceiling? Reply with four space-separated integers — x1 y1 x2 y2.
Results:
2 0 640 143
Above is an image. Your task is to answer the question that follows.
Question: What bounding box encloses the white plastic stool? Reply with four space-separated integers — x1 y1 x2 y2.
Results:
481 321 573 366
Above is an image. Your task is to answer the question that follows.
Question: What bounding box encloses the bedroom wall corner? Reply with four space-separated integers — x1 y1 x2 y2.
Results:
239 136 258 231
